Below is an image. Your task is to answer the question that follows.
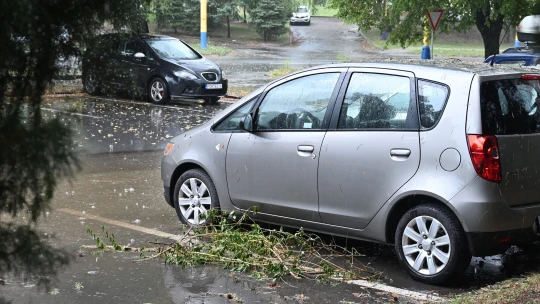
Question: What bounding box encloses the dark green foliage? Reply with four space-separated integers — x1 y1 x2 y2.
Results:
0 0 151 302
329 0 537 58
210 0 240 38
156 0 201 34
251 0 289 41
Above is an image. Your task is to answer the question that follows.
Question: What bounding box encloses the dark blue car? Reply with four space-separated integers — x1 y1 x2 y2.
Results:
484 53 540 66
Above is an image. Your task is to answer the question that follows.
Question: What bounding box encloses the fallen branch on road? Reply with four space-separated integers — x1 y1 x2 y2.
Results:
85 209 382 283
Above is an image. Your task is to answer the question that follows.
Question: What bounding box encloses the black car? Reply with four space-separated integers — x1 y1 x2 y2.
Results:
82 33 227 105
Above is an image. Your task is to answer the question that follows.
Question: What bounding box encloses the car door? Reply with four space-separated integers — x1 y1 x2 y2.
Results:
318 68 421 229
119 38 150 94
225 69 346 222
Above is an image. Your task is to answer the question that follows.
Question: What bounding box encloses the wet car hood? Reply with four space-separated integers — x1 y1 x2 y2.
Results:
163 57 220 74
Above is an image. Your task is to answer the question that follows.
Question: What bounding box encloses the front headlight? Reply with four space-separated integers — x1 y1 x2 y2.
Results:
221 70 226 80
174 70 198 80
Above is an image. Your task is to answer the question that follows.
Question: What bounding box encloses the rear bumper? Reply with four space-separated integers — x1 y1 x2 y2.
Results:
467 225 540 256
450 177 540 255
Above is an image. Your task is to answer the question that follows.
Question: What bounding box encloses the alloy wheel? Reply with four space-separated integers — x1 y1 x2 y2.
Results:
177 177 212 225
150 80 165 102
401 216 451 275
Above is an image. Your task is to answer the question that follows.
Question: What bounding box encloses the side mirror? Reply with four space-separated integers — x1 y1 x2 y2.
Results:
240 114 254 132
134 52 146 59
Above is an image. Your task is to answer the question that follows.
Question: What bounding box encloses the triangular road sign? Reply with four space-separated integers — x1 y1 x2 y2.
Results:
427 10 444 31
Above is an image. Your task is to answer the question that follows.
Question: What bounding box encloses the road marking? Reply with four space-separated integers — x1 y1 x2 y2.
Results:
41 108 103 119
345 279 444 302
57 208 183 241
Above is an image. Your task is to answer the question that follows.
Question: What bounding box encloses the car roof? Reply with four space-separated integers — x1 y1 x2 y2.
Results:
96 33 176 40
486 53 540 60
301 59 538 75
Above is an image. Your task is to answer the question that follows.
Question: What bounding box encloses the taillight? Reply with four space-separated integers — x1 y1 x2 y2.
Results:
521 74 540 80
467 135 501 183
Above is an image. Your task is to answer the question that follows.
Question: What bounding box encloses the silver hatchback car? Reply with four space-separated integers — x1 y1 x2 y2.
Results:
161 62 540 284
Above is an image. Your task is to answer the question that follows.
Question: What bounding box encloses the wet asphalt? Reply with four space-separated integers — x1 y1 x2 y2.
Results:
2 17 539 304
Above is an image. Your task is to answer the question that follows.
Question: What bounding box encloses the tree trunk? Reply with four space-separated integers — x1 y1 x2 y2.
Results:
243 7 247 23
227 16 231 38
474 7 505 59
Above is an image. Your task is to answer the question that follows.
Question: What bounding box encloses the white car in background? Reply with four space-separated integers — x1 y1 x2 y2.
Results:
290 6 311 26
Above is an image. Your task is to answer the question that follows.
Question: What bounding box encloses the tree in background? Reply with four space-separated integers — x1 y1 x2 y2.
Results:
156 0 201 35
0 1 150 302
210 0 239 38
252 0 289 41
329 0 536 58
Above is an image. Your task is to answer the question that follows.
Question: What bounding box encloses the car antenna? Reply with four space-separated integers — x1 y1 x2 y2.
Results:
489 54 496 66
490 19 513 67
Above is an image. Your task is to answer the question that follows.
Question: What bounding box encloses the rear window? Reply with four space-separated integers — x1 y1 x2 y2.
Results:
480 78 540 134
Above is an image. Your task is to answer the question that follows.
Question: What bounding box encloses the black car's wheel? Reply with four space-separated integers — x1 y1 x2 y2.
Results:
148 77 170 104
395 204 471 285
83 70 100 95
173 169 220 227
203 97 220 105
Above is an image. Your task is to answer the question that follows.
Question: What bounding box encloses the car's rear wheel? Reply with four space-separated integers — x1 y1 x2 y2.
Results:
148 78 170 104
395 204 471 285
203 97 220 105
83 70 100 95
173 169 220 227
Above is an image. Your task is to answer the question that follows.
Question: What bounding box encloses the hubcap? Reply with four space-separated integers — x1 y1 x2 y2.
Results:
151 81 165 102
178 178 211 225
402 216 451 275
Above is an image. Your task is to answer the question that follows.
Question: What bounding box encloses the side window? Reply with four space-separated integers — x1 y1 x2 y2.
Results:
418 80 449 129
123 40 145 56
338 73 412 129
255 73 340 130
213 97 257 131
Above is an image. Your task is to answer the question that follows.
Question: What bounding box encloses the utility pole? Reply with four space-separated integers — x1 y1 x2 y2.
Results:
200 0 207 49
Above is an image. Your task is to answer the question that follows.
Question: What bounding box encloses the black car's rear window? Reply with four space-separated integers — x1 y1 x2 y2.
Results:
480 78 540 134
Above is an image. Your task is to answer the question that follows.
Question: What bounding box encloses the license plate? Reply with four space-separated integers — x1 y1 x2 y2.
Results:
205 83 222 89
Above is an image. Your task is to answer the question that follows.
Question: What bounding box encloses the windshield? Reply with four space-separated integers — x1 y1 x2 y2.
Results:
146 39 201 60
297 8 308 13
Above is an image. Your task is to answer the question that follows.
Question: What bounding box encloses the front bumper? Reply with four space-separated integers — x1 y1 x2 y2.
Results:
169 78 228 99
290 18 310 23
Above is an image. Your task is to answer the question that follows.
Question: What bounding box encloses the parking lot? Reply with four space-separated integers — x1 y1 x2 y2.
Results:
2 95 539 303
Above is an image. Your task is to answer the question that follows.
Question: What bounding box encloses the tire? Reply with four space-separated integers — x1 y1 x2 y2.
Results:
203 97 220 105
83 70 100 95
173 169 220 227
148 77 170 104
395 204 471 285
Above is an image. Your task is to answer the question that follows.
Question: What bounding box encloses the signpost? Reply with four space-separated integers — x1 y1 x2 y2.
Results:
200 0 207 49
426 10 444 59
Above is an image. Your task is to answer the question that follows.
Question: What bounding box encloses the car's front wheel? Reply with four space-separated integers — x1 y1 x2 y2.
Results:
148 78 170 104
395 204 471 285
173 169 220 227
83 70 100 95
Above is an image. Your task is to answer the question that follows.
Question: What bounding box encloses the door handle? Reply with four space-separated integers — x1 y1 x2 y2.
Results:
297 145 314 153
390 149 411 161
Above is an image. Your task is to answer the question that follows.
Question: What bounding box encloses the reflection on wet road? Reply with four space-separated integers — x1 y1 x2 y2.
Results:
41 97 229 154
